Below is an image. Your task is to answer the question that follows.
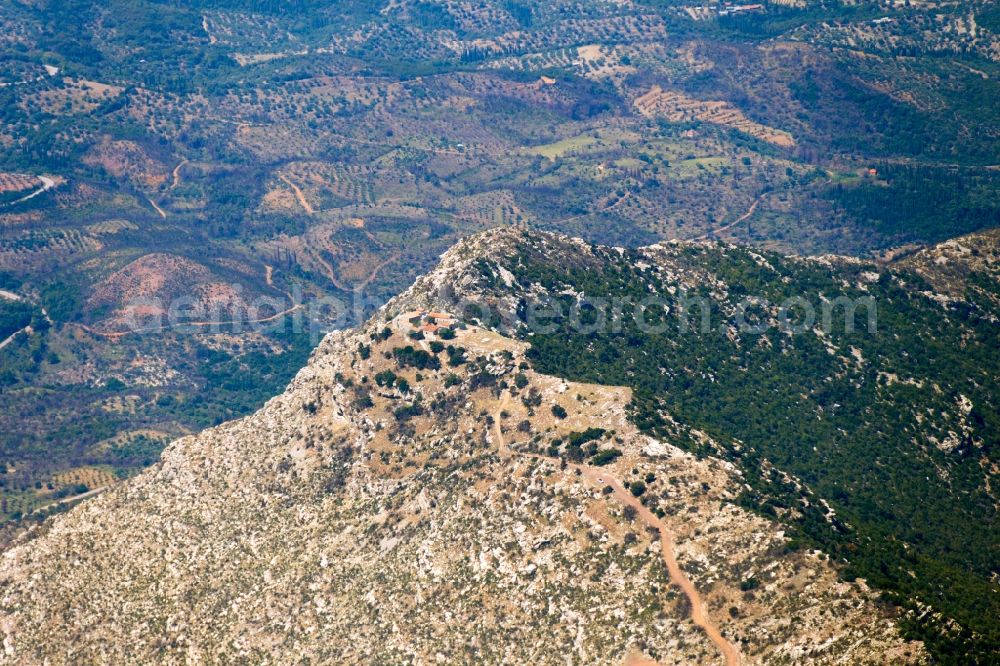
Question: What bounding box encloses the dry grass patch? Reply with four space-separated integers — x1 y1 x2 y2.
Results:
33 79 123 116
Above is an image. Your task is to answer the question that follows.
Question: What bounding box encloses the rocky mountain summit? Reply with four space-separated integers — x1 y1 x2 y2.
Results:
5 226 998 664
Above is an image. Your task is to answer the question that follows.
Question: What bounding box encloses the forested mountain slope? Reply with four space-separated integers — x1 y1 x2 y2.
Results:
391 226 1000 661
2 227 997 663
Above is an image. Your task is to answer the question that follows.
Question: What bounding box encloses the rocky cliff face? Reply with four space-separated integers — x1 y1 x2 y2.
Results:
0 228 931 664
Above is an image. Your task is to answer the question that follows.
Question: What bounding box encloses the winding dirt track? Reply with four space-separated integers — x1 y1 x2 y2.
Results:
147 196 167 219
492 394 741 666
30 485 111 516
577 467 741 666
68 302 303 339
311 250 353 292
2 175 56 207
693 192 767 242
170 159 188 189
278 174 315 215
309 240 402 293
0 325 31 350
356 251 402 292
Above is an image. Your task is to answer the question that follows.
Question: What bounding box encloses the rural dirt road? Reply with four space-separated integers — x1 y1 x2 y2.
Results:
579 466 742 666
309 241 400 293
356 251 402 292
279 174 315 214
2 175 56 207
0 325 31 350
693 192 767 242
147 196 168 219
68 301 304 339
0 290 32 349
491 394 742 666
170 159 188 189
29 485 112 517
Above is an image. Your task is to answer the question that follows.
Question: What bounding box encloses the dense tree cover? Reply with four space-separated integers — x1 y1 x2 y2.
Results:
37 281 82 323
1 324 313 501
826 165 1000 246
713 2 881 39
393 345 441 371
0 273 22 291
503 1 533 28
192 167 283 239
785 63 1000 163
0 301 36 341
499 238 999 662
979 5 1000 35
0 327 48 389
557 427 612 463
193 327 314 425
589 448 621 466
